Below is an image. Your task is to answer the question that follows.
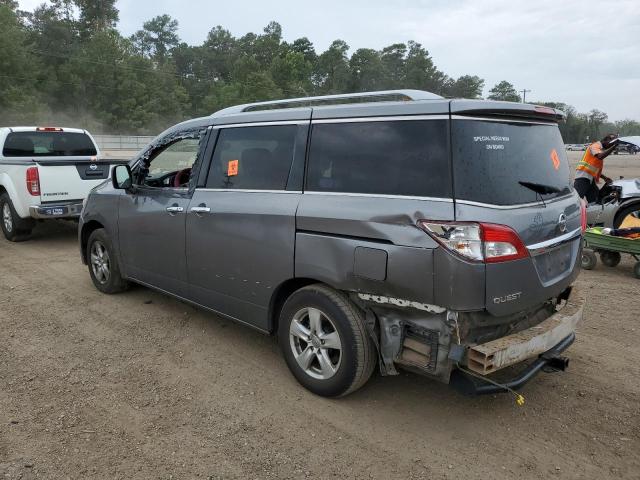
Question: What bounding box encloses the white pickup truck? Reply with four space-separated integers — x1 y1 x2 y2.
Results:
0 127 126 241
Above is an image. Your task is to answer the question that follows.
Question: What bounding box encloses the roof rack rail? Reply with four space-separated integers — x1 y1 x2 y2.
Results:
212 89 443 116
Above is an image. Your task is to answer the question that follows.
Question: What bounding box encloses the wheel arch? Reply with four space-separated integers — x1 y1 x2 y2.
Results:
80 220 105 264
268 277 327 335
0 175 28 218
614 199 640 228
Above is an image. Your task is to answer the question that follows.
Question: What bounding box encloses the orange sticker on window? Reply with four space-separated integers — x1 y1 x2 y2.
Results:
550 149 560 170
227 159 239 176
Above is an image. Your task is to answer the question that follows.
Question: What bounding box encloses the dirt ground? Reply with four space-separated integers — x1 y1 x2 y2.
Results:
1 151 639 480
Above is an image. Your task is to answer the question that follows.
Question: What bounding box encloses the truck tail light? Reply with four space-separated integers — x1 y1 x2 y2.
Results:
36 127 63 132
26 167 40 196
580 199 587 232
418 221 529 264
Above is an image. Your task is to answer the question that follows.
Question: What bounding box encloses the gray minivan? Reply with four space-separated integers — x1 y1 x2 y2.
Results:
79 90 586 397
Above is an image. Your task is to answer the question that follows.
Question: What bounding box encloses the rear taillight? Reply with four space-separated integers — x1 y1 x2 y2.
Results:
36 127 63 132
26 167 40 196
481 223 528 263
418 221 529 264
580 199 587 232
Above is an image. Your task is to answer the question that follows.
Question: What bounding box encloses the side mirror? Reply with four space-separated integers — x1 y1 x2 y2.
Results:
112 164 133 191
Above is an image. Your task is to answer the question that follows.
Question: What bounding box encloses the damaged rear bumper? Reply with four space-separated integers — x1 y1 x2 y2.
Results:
449 332 575 395
361 285 584 394
450 286 584 395
466 286 583 375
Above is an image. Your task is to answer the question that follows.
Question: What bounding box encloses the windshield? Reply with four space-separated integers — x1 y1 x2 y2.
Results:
3 131 98 157
452 120 571 205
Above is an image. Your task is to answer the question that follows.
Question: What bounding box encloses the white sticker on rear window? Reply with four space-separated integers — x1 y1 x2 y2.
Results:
473 135 509 151
473 136 510 142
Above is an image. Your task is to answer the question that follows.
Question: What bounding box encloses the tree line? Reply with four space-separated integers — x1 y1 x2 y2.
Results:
0 0 638 143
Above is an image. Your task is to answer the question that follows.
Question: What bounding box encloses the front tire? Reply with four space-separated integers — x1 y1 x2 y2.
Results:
278 284 376 397
86 228 129 294
0 193 33 242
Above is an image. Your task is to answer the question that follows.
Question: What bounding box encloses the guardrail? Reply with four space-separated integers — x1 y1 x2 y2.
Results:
94 135 155 151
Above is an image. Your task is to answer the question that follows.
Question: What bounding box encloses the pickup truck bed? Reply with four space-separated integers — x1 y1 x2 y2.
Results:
0 126 128 241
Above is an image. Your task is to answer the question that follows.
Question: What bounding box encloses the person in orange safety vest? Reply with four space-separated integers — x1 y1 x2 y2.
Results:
573 134 618 203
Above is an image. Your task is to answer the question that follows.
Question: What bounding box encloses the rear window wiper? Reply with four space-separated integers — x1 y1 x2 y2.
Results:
518 181 562 195
518 181 565 208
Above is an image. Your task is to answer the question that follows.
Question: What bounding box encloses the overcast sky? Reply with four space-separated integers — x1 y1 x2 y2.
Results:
18 0 640 121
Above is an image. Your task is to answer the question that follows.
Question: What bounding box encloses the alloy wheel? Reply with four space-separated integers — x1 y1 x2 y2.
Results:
90 241 111 284
289 307 342 380
2 203 13 233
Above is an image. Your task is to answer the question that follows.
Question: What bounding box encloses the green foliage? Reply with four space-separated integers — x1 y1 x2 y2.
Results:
536 102 640 143
487 80 521 102
613 119 640 136
316 40 351 94
445 75 485 99
0 0 18 10
74 0 118 35
0 5 41 123
0 3 635 138
131 14 180 62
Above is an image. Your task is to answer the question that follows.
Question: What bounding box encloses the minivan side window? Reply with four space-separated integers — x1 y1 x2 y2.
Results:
146 138 201 181
206 125 297 190
306 120 451 198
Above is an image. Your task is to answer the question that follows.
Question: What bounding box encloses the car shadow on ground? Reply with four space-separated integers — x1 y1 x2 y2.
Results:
26 219 79 243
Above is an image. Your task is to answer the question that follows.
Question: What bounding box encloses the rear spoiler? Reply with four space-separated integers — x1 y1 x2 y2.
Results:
450 99 565 122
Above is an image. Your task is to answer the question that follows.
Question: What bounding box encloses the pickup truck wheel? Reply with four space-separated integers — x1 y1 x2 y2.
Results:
278 284 376 397
87 228 129 294
0 193 33 242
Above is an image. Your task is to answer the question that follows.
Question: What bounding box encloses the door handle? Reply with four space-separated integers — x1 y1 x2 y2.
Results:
190 205 211 215
166 205 184 215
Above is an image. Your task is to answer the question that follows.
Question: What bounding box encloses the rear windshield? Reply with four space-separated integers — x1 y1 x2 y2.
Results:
452 120 571 205
2 131 98 157
307 120 451 198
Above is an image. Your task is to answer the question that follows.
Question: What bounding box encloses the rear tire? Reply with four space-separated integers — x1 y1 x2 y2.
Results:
633 262 640 279
278 284 376 397
581 249 597 270
86 228 129 294
0 193 33 242
600 251 621 268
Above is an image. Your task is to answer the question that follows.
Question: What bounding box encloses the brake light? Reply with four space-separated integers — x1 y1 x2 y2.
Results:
26 167 40 196
534 106 556 115
580 199 587 232
481 223 528 263
418 221 529 264
36 127 63 132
